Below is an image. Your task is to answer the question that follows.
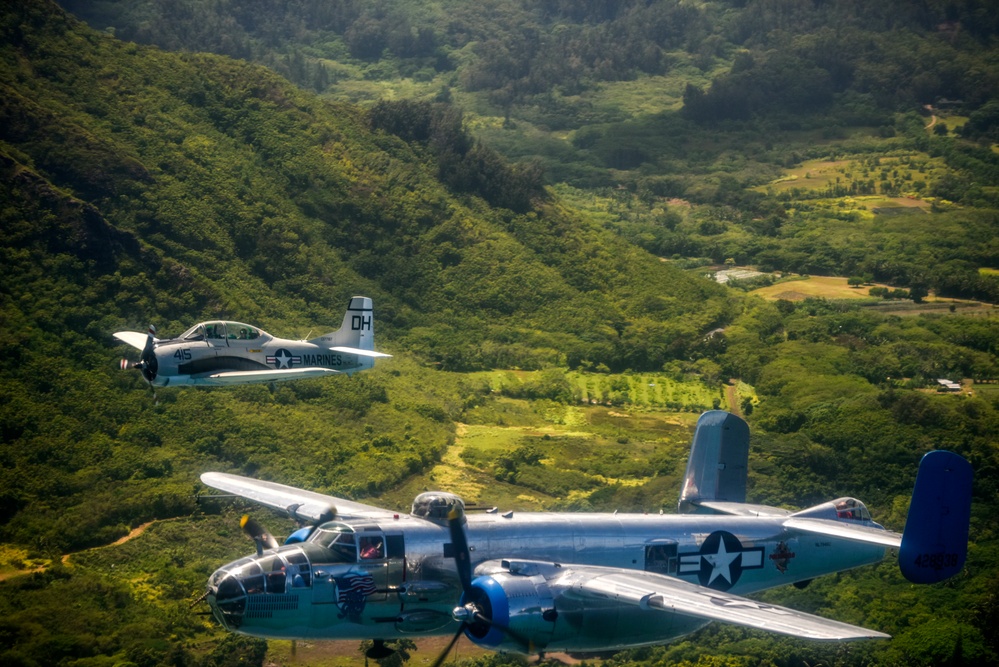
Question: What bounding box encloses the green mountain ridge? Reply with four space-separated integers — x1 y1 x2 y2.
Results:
55 0 999 307
2 0 730 372
2 2 999 666
0 0 732 555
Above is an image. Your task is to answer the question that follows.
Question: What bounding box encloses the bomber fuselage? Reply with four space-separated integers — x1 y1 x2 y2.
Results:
206 509 886 647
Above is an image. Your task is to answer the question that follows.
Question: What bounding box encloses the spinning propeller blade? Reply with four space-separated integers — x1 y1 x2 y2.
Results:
240 514 279 556
429 624 466 667
119 325 159 401
138 325 158 384
429 501 532 667
447 502 473 593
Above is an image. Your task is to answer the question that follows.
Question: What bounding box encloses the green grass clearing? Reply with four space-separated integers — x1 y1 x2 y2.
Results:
757 152 950 203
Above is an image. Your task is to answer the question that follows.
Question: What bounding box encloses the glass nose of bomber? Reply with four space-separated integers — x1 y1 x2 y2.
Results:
206 559 256 630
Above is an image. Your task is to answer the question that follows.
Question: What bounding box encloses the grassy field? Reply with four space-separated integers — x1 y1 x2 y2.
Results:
751 276 997 316
469 369 727 411
757 151 950 204
568 371 723 409
376 370 738 521
379 397 701 512
752 275 885 301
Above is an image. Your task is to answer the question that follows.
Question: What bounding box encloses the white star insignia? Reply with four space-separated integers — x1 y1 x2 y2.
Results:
274 350 293 369
703 540 740 586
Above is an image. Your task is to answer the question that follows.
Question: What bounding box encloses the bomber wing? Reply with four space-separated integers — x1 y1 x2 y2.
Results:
200 472 399 522
782 517 902 548
689 501 793 517
564 565 889 640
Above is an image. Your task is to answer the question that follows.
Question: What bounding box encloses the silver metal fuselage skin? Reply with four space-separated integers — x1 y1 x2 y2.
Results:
206 511 886 651
150 330 371 386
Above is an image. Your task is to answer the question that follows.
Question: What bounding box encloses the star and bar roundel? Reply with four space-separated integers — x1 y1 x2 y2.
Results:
678 530 765 591
266 349 301 369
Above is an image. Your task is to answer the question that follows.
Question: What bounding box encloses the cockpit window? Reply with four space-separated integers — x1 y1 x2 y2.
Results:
182 323 206 341
283 550 311 588
359 535 385 560
256 555 289 595
227 322 261 340
310 523 357 562
179 321 264 343
205 322 227 340
834 498 871 521
234 560 265 595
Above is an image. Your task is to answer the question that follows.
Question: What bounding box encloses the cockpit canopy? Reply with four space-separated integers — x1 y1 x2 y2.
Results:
411 491 465 523
308 522 389 562
793 497 873 522
180 321 268 342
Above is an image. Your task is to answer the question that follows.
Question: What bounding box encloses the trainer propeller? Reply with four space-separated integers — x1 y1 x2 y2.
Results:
120 325 159 401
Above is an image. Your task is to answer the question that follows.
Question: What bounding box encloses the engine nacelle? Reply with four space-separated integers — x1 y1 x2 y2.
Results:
458 560 711 655
460 561 559 654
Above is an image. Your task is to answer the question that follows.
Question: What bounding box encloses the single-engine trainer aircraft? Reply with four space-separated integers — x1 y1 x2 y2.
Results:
200 411 972 659
115 296 390 389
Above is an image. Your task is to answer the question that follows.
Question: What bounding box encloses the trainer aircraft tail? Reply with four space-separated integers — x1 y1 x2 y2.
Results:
309 296 391 359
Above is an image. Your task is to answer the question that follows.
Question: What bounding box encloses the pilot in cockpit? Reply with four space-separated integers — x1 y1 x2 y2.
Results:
359 536 384 560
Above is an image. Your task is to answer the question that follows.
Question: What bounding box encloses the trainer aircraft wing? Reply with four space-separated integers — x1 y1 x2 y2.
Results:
782 517 902 548
330 346 393 358
113 331 152 350
200 472 397 522
568 566 889 640
196 367 341 385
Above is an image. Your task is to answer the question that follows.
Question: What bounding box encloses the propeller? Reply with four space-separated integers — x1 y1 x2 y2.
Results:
240 514 279 556
447 502 472 592
120 325 159 401
428 502 532 667
284 503 337 543
138 325 158 382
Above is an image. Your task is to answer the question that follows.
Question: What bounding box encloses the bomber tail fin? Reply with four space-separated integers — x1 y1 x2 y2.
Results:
898 450 972 583
678 410 750 514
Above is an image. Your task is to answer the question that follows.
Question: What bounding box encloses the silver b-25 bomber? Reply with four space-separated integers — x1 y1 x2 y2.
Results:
115 296 390 390
200 411 972 659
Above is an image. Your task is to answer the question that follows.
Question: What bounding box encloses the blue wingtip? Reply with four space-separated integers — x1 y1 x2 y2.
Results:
899 450 973 584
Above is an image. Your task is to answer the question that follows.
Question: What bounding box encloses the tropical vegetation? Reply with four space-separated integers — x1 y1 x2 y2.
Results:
0 1 997 666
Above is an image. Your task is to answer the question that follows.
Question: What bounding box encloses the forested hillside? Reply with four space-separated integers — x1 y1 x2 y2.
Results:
2 1 999 666
64 0 999 303
0 0 736 540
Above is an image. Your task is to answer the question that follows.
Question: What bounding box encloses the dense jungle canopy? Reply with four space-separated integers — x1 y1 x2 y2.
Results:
1 1 998 666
